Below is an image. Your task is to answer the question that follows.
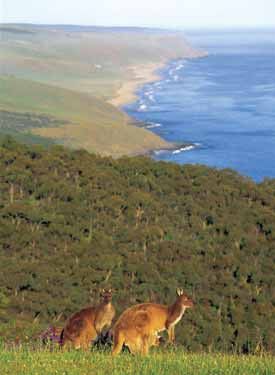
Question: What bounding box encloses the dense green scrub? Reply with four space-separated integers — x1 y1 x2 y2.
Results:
0 348 274 375
0 138 275 353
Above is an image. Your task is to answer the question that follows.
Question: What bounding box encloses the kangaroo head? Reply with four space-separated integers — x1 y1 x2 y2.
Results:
176 288 194 309
100 288 113 303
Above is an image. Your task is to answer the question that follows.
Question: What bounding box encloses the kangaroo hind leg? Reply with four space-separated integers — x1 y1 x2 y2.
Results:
112 329 125 356
140 335 150 355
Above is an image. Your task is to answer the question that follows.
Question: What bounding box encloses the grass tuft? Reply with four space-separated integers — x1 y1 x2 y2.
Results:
0 347 274 375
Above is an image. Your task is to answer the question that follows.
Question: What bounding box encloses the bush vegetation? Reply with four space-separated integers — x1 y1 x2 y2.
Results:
0 137 274 353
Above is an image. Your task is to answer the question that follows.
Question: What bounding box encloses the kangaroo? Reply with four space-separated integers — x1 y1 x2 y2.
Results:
112 310 161 355
112 289 193 356
60 289 115 350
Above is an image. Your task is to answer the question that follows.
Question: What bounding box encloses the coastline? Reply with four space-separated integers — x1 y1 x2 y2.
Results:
108 60 179 155
109 49 207 109
108 61 167 108
108 48 208 156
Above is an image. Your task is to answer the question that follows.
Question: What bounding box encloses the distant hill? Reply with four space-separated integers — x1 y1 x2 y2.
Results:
1 23 173 33
0 138 274 353
0 23 204 155
0 23 201 97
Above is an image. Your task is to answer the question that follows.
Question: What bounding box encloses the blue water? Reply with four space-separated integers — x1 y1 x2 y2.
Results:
125 30 275 182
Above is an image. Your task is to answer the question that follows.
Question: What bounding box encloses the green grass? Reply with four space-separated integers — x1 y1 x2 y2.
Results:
0 76 124 124
0 25 201 97
0 347 274 375
0 76 168 156
1 25 189 155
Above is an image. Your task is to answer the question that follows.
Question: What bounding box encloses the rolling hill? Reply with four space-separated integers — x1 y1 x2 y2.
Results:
0 24 204 155
0 24 203 97
0 75 169 156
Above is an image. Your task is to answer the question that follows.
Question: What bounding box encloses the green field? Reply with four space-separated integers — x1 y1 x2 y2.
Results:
0 347 273 375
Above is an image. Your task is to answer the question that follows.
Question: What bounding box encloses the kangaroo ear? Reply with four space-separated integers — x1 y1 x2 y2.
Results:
102 288 106 294
108 289 112 293
177 288 184 296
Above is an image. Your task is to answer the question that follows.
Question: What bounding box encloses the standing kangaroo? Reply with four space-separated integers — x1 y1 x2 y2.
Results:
112 289 193 355
60 289 115 350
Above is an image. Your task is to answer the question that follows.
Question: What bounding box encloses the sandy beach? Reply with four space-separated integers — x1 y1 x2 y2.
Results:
109 61 166 108
109 47 207 108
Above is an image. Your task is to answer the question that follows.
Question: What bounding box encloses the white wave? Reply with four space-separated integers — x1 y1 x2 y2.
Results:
173 75 179 81
172 145 195 154
144 90 154 96
148 94 155 102
139 104 147 111
175 63 184 71
168 68 177 77
146 123 162 129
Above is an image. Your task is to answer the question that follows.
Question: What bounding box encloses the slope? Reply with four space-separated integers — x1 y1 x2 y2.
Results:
0 76 169 156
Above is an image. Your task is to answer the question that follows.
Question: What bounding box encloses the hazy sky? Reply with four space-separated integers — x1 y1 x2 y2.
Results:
1 0 275 29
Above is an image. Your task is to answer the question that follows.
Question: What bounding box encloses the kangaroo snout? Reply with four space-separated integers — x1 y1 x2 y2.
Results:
186 299 194 308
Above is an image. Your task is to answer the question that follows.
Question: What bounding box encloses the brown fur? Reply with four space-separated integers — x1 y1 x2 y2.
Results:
112 311 161 355
112 288 193 356
61 289 115 350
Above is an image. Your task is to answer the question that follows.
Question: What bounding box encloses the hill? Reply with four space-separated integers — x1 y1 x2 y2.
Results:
0 24 204 155
0 138 274 353
0 24 203 97
0 76 169 156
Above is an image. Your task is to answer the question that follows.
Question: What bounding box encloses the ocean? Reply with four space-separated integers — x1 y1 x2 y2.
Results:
125 30 275 182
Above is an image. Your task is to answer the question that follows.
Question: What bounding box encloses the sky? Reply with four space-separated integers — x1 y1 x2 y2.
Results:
1 0 275 29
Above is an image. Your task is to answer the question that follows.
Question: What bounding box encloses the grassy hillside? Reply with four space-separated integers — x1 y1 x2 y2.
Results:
0 24 203 155
0 138 274 353
0 76 169 156
0 24 203 97
0 349 274 375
